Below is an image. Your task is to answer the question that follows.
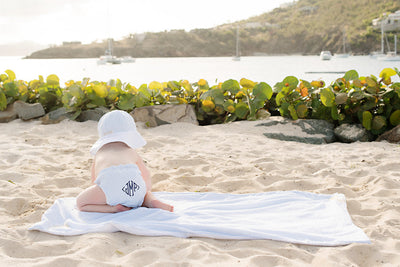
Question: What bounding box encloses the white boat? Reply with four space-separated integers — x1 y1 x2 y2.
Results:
320 51 332 60
378 35 400 61
335 53 350 58
97 54 122 65
232 56 241 61
121 56 135 63
97 39 122 65
380 52 400 61
369 51 386 58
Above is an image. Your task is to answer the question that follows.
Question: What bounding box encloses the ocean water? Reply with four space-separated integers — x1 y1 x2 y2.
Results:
0 55 399 87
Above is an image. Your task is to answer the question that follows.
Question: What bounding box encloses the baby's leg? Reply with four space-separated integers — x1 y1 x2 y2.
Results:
142 191 174 212
76 185 131 213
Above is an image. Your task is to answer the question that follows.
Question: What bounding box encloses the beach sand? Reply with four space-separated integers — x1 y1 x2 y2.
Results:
0 118 399 266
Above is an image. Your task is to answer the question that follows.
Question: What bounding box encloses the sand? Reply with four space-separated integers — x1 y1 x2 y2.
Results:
0 118 399 266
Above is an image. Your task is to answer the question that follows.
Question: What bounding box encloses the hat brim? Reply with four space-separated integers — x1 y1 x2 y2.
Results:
90 131 146 156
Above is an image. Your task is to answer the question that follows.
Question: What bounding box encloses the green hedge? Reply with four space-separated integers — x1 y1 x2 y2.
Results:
1 68 399 137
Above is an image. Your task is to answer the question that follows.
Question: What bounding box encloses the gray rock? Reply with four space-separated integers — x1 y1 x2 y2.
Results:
132 104 198 127
376 125 400 143
132 107 158 127
78 107 109 122
13 101 45 120
257 117 336 144
256 109 271 120
0 104 18 123
41 107 75 124
334 123 372 143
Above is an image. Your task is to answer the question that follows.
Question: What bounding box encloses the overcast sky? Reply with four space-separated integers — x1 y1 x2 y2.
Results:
0 0 290 45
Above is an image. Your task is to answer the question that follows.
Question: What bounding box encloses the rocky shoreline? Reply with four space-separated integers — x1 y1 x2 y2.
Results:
1 101 399 144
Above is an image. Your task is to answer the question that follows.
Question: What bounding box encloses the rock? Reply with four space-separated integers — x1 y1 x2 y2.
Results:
256 109 271 120
132 104 198 127
41 107 75 124
13 101 45 120
376 125 400 143
132 107 157 127
257 117 336 144
334 123 372 143
0 104 18 123
78 107 109 122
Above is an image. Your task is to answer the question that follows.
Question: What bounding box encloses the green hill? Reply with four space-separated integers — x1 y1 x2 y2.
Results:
26 0 400 58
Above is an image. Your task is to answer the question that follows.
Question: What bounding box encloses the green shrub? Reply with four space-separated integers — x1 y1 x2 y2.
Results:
1 68 399 139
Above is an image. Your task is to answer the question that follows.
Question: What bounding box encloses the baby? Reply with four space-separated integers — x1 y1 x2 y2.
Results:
76 110 173 213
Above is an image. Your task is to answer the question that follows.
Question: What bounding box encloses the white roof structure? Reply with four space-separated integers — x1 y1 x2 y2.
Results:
373 10 400 32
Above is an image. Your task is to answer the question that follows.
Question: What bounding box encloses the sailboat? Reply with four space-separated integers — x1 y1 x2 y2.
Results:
232 26 241 61
379 34 400 61
335 30 350 58
370 21 388 58
97 39 122 64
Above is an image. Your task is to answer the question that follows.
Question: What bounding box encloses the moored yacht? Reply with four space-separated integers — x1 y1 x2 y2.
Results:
320 51 332 60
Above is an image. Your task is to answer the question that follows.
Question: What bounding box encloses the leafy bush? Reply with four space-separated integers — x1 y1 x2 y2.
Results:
271 68 400 135
195 78 273 124
1 68 399 138
0 69 63 112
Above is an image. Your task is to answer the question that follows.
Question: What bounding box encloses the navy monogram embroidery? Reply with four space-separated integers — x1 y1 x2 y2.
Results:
122 180 140 196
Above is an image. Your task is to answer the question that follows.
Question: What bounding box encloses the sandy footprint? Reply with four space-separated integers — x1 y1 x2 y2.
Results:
173 175 216 187
151 173 171 184
213 179 260 193
221 166 261 178
166 158 208 169
0 197 30 217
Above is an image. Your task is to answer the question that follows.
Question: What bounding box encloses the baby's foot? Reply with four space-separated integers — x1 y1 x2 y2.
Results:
151 200 174 212
113 204 132 213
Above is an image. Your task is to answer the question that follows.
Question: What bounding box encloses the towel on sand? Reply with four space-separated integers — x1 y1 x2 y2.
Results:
29 191 370 246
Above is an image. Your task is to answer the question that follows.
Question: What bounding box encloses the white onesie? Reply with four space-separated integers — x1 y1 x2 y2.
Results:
95 164 147 207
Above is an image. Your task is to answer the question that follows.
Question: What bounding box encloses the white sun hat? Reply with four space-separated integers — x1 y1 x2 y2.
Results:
90 110 146 156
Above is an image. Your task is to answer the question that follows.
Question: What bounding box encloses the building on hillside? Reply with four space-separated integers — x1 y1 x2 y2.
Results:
372 10 400 32
62 41 82 46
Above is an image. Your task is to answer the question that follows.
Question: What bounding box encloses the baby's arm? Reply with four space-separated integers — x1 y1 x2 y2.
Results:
134 152 173 212
142 191 174 212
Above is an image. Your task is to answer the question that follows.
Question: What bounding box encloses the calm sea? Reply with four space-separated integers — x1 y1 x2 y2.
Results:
0 56 399 86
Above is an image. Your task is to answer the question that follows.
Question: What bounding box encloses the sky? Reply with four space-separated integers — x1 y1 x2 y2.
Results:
0 0 291 46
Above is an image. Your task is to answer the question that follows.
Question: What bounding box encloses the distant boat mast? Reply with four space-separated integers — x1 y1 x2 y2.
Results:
233 26 241 61
236 26 240 57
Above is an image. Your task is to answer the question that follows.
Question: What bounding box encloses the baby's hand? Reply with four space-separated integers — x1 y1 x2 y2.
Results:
151 200 174 212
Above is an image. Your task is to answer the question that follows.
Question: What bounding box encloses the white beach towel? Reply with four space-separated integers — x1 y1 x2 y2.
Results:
29 191 370 246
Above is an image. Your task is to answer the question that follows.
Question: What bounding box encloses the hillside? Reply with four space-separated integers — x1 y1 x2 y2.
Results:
26 0 400 58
